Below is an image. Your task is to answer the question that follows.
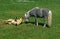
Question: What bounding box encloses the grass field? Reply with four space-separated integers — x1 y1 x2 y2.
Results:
0 0 60 39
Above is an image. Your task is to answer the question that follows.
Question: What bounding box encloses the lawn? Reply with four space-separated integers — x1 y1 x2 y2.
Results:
0 0 60 39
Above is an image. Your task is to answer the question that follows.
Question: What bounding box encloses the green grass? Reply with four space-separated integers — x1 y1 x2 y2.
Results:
0 0 60 39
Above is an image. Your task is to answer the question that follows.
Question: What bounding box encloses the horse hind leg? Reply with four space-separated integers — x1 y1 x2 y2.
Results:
43 10 52 28
43 17 47 28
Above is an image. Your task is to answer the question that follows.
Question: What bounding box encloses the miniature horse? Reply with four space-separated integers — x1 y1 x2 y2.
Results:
24 7 52 27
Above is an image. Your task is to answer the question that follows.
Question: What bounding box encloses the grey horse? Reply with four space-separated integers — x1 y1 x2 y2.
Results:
24 7 52 27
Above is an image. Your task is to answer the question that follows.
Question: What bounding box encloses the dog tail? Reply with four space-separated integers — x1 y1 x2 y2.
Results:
47 10 52 27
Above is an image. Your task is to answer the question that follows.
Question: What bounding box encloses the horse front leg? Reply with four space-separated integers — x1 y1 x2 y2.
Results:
35 17 38 26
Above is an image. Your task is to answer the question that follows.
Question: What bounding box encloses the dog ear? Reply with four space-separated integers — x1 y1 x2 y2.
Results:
15 17 17 22
22 17 25 22
21 16 24 18
21 17 24 19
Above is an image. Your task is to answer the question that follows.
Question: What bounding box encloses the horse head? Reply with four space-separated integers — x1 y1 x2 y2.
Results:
24 12 30 22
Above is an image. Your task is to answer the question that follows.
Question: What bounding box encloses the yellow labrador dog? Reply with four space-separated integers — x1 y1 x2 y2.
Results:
4 17 24 25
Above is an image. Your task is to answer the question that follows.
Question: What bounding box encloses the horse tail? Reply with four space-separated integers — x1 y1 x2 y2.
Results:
47 10 52 27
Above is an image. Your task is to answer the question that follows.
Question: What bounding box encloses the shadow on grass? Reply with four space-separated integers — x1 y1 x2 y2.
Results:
24 22 50 28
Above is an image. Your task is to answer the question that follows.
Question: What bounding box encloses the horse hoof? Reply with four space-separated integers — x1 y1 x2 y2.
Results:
37 25 38 26
43 26 46 28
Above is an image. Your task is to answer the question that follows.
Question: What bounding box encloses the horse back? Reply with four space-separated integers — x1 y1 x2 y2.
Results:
29 8 49 18
35 8 49 18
